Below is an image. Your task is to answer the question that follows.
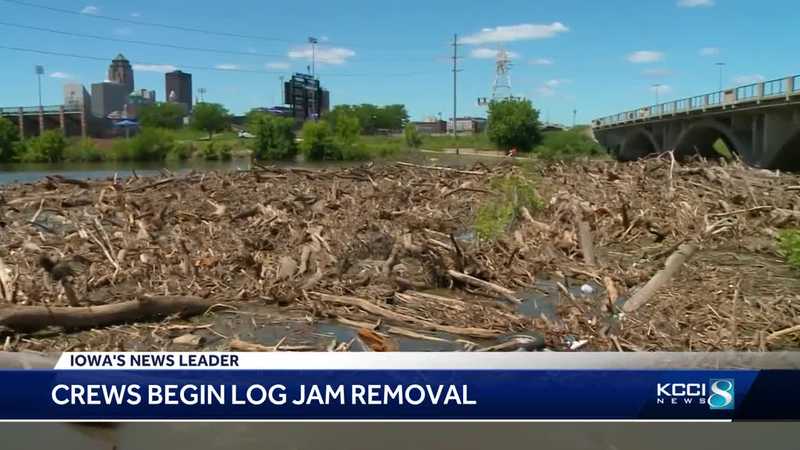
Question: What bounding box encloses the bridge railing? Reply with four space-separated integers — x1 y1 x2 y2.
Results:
593 74 800 128
762 78 786 97
0 104 81 115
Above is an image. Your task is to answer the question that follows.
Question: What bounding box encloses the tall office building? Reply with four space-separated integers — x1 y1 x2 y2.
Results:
108 54 134 94
91 82 128 118
165 70 192 113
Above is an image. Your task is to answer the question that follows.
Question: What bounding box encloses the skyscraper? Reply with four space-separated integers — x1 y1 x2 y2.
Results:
108 54 134 94
165 70 192 113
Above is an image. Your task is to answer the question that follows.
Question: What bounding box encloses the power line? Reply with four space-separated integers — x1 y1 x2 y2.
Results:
0 0 298 43
0 44 438 78
0 22 286 58
0 0 445 60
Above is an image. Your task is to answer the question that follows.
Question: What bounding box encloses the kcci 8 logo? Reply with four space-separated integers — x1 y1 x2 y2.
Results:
708 379 735 410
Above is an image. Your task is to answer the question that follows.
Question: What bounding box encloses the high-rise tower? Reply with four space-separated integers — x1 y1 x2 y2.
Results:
108 54 134 94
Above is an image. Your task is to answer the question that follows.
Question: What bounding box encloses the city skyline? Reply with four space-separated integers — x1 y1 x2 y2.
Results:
0 0 799 124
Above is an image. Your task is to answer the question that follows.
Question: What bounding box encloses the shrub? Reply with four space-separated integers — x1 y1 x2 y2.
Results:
197 141 233 161
778 229 800 270
0 116 19 162
110 128 175 161
18 130 66 163
475 173 543 240
404 123 423 148
252 115 297 160
166 142 193 162
64 139 105 162
535 130 606 161
299 121 338 161
487 98 542 151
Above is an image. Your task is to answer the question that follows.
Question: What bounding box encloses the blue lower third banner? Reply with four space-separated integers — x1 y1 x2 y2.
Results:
0 369 797 420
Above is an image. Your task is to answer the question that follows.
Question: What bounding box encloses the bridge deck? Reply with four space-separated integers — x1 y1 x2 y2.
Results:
593 74 800 130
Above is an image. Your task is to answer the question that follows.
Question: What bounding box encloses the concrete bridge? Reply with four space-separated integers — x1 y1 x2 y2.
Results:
0 104 88 139
592 74 800 170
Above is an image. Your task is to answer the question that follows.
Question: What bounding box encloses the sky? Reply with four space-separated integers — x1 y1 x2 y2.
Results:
0 0 799 124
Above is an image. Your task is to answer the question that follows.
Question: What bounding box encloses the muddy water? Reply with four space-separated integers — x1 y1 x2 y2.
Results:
0 152 506 186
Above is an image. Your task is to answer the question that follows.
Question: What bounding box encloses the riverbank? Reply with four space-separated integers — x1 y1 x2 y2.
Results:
1 157 798 352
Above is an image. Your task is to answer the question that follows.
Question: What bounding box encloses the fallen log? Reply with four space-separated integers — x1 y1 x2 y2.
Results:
313 292 501 339
578 221 596 267
447 270 521 304
622 243 698 313
228 338 318 352
0 296 214 332
396 162 486 176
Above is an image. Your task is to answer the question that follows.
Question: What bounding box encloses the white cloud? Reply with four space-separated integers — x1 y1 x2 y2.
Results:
642 68 672 77
535 79 569 97
288 46 356 65
733 74 765 85
678 0 714 7
627 50 664 63
49 72 73 79
699 47 720 56
469 48 519 59
80 5 99 15
132 64 178 73
215 64 240 70
265 62 290 70
131 12 141 17
535 86 556 97
545 79 568 88
530 58 554 65
461 22 568 45
649 84 672 94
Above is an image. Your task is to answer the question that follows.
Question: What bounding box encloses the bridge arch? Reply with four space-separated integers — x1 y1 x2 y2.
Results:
769 130 800 171
674 120 746 162
619 128 659 161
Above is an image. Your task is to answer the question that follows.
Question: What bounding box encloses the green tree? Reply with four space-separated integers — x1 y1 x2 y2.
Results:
111 128 176 161
18 130 67 163
404 123 423 148
252 114 297 160
324 104 408 134
191 103 230 139
333 112 361 148
487 99 542 151
0 117 19 162
138 103 186 129
299 121 337 161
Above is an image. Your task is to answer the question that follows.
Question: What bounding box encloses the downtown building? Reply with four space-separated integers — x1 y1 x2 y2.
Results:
166 70 193 113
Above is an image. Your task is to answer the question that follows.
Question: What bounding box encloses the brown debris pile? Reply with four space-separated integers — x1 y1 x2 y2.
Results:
0 157 799 352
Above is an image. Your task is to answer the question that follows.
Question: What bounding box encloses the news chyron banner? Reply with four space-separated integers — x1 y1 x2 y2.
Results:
0 352 797 421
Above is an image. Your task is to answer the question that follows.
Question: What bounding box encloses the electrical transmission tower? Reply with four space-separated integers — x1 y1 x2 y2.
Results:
478 47 516 106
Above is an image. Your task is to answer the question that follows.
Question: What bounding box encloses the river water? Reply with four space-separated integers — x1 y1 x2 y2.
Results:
0 153 501 186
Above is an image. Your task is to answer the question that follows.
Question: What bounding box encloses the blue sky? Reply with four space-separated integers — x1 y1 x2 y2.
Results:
1 0 798 124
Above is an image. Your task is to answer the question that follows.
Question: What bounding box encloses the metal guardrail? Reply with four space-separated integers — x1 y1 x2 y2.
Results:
593 74 800 128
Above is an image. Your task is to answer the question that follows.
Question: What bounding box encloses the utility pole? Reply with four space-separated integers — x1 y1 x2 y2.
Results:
452 34 462 155
715 62 726 92
309 37 318 78
572 109 577 128
35 65 44 107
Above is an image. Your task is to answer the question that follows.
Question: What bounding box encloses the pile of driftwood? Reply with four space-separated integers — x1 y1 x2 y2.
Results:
0 156 799 352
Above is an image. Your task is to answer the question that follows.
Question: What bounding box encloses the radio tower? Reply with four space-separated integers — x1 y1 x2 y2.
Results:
492 48 513 101
478 47 515 106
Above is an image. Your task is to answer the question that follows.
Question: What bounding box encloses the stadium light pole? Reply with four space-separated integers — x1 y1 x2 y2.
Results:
651 83 663 106
715 62 726 92
35 65 44 107
308 37 318 78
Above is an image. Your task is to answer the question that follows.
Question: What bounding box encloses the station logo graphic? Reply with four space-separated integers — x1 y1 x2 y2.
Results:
656 379 735 410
